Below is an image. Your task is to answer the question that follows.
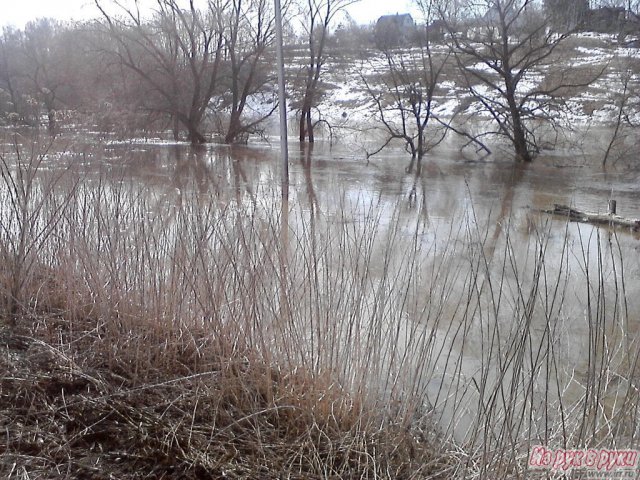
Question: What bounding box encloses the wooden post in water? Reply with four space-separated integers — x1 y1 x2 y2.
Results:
274 0 288 199
608 199 617 215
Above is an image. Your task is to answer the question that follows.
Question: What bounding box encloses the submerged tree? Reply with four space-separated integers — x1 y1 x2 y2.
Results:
602 58 640 166
21 19 81 133
297 0 358 143
361 0 455 173
222 0 278 143
94 0 226 144
95 0 278 144
362 52 449 173
443 0 599 162
0 21 84 131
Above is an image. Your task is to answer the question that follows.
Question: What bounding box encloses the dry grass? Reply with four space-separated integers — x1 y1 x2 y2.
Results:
1 133 639 478
0 134 464 479
0 315 460 479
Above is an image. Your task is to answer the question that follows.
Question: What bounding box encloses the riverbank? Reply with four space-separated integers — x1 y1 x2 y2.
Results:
1 309 461 479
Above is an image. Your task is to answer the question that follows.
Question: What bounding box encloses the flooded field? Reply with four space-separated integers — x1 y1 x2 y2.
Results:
2 131 640 458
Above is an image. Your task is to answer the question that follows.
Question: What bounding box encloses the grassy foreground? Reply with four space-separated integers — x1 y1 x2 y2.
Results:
0 137 464 479
0 312 459 479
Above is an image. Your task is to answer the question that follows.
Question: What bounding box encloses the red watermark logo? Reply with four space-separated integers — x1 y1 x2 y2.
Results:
529 445 640 472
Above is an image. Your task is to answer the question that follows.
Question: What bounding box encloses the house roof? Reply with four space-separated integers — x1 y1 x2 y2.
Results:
376 13 414 26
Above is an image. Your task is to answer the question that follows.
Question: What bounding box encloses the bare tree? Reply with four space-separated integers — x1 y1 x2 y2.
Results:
297 0 358 143
94 0 226 144
443 0 600 162
0 27 26 124
361 0 488 173
622 0 640 38
361 46 449 174
0 22 83 131
221 0 278 143
21 19 83 133
602 58 640 165
23 21 60 132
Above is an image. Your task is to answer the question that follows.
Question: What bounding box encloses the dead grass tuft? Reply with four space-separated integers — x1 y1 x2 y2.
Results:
1 309 460 479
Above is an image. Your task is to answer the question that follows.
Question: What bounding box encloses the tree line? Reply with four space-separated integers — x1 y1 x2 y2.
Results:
0 0 638 165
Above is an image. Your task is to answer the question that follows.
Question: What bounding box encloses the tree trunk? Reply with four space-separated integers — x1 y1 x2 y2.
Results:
299 111 306 142
47 110 56 135
406 153 417 174
507 87 533 162
416 151 424 176
543 204 640 231
306 108 314 143
224 112 243 144
177 113 206 145
299 105 314 143
513 125 532 162
173 115 180 141
186 124 206 144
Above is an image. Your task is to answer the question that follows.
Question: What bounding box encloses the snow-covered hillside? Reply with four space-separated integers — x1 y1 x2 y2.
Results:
301 33 640 130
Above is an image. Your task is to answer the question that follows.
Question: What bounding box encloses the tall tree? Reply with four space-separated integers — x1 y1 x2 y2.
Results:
362 0 488 172
361 22 449 172
444 0 599 162
94 0 227 144
222 0 278 143
22 19 80 133
0 21 82 131
297 0 358 143
0 27 26 123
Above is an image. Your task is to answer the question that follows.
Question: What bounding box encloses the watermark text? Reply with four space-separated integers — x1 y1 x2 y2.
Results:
529 446 639 472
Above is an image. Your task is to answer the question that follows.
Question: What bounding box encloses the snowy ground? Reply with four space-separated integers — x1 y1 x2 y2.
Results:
76 34 639 151
305 33 640 133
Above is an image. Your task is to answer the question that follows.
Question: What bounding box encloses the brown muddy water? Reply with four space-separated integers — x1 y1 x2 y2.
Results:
3 131 640 445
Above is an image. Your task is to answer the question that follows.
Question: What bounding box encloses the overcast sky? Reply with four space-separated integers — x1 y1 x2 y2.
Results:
0 0 419 29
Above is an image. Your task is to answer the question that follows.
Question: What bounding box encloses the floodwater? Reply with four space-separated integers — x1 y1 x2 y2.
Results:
3 130 640 445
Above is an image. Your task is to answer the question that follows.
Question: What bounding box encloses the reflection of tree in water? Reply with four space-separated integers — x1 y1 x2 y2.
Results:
400 159 529 257
407 162 443 222
365 159 443 232
168 144 264 209
299 144 319 217
481 164 527 261
228 147 263 208
170 145 215 196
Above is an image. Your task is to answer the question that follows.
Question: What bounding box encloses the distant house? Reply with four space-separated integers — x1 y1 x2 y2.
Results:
580 7 626 33
424 19 446 43
484 2 535 30
545 0 589 32
375 14 416 49
467 3 540 40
